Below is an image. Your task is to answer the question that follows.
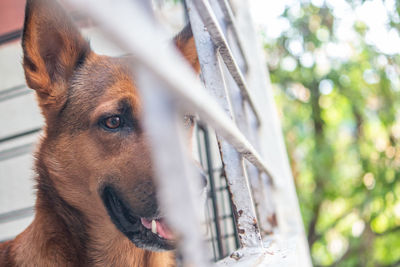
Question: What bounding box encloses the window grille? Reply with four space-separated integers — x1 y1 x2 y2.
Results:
0 0 312 265
197 125 240 261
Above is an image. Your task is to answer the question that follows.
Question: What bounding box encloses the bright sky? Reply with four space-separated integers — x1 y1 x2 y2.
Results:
250 0 400 55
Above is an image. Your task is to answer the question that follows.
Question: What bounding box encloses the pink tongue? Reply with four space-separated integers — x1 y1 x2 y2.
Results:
141 218 152 229
140 218 174 240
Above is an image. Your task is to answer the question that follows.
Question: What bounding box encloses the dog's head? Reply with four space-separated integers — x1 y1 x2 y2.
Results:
22 0 201 251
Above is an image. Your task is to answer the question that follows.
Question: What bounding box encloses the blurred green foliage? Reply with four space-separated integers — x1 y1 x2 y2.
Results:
263 0 400 266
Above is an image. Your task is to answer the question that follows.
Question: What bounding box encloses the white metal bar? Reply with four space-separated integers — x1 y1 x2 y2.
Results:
206 0 278 235
215 0 249 73
231 1 312 265
186 0 263 248
65 0 278 184
0 207 34 224
220 57 276 236
136 66 212 267
192 0 261 126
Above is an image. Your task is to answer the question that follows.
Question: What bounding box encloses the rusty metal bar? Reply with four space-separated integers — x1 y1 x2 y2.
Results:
198 0 277 237
192 0 261 126
186 0 263 248
228 1 312 265
215 0 249 73
220 57 276 236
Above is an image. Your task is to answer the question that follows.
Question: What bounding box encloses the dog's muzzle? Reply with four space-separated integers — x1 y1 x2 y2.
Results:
101 165 207 252
101 186 175 251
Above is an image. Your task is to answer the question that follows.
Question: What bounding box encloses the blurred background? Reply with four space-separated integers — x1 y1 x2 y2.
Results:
252 0 400 266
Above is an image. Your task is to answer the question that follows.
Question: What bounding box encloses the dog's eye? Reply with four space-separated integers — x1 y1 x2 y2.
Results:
104 116 122 130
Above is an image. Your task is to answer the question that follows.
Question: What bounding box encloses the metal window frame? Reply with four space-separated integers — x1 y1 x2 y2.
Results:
0 30 22 46
197 124 240 260
64 0 311 266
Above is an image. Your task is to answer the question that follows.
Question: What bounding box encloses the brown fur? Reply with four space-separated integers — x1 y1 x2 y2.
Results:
0 0 199 266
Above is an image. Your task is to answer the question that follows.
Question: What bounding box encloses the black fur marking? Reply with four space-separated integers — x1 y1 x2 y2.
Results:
57 97 70 121
21 0 38 76
0 241 16 266
74 45 90 70
21 0 33 54
23 55 37 72
174 23 193 43
118 98 141 133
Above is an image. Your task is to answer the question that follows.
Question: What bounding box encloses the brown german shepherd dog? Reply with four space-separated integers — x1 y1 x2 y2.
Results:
0 0 200 266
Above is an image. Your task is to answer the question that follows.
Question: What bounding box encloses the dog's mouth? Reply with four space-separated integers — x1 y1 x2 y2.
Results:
101 186 175 251
140 218 175 240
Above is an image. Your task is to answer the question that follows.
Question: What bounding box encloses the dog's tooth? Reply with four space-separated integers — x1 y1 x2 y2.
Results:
151 220 157 234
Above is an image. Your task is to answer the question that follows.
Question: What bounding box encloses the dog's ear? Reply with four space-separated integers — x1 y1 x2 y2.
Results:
174 24 200 73
22 0 90 110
